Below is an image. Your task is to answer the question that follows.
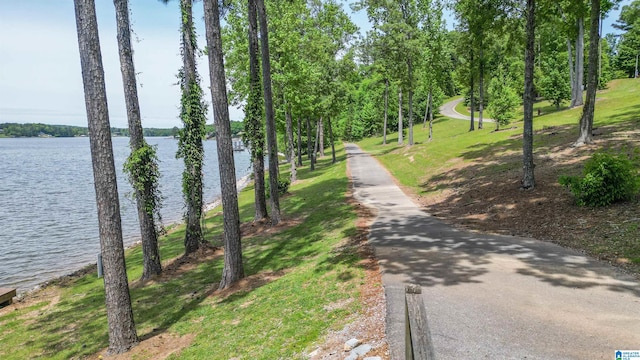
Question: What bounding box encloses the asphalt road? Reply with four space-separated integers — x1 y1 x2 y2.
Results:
439 98 494 123
346 143 640 359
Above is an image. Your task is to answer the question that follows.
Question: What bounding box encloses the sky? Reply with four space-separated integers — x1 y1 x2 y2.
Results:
0 0 632 129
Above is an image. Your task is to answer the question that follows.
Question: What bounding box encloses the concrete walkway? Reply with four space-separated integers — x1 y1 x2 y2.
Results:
346 143 640 359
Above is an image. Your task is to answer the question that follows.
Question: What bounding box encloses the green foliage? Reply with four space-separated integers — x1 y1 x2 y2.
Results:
265 176 291 198
0 123 186 138
0 123 88 137
559 151 640 207
487 65 519 129
612 0 640 78
177 80 207 198
123 142 163 220
538 54 571 110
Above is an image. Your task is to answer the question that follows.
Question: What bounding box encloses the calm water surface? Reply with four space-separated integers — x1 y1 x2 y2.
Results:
0 137 251 291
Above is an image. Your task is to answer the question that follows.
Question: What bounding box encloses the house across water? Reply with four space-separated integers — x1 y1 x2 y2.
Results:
232 138 245 151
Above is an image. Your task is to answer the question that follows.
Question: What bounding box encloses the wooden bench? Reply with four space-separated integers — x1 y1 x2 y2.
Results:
0 288 17 306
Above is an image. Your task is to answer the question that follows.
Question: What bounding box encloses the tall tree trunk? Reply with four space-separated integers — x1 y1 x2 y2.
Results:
469 50 475 132
398 87 403 144
383 78 388 145
307 117 314 170
297 116 303 167
567 39 576 106
246 0 267 221
319 117 324 157
572 18 585 107
522 0 536 190
179 0 205 255
314 119 320 156
328 116 336 164
312 119 320 169
427 89 433 141
74 0 138 353
575 0 600 146
203 0 244 289
285 101 296 182
256 0 280 225
113 0 162 280
408 59 414 146
479 47 484 130
422 95 429 129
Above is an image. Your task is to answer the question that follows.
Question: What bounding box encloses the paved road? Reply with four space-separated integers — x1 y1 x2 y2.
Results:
346 143 640 359
439 98 494 122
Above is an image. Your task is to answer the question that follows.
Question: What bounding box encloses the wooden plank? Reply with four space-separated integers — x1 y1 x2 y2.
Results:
405 284 436 360
0 288 17 306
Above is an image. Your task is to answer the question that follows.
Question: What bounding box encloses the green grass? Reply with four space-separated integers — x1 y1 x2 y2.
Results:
360 78 640 269
0 144 367 359
454 96 572 124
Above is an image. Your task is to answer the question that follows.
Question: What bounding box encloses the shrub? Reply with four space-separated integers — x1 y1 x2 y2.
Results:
266 176 291 198
559 151 640 207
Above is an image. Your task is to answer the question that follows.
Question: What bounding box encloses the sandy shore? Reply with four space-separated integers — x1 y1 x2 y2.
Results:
203 174 252 213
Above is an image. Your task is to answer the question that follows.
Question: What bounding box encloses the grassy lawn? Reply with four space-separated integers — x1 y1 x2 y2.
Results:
360 78 640 268
0 144 370 359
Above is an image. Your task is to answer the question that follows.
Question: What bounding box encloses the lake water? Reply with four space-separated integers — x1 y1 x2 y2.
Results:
0 137 252 292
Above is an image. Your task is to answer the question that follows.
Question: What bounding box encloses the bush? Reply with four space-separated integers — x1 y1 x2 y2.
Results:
559 151 640 207
266 176 291 198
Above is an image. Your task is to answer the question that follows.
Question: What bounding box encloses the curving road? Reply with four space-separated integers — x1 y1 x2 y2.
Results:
439 97 494 122
346 143 640 359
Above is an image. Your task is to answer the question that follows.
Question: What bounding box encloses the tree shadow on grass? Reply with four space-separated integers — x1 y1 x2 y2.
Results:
22 147 358 359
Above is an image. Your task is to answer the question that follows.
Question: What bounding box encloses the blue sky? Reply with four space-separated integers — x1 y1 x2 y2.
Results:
0 0 631 128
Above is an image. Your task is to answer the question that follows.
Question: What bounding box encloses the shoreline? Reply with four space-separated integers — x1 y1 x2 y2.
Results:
16 174 253 299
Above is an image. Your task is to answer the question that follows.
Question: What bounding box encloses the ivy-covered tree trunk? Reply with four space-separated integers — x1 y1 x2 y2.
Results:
572 18 585 108
575 0 600 147
203 0 245 289
285 102 296 182
256 0 281 225
522 0 536 190
246 0 268 221
296 116 303 167
398 88 403 144
383 78 388 145
113 0 161 280
74 0 138 353
328 116 336 164
178 0 206 255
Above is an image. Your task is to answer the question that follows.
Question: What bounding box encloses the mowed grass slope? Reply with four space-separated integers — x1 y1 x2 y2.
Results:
361 79 640 192
0 144 369 359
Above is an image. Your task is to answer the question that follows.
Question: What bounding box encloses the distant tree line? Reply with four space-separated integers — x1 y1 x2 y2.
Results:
0 121 245 138
0 123 89 137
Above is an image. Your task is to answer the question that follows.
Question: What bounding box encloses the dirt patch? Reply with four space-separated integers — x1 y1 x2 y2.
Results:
210 269 289 302
87 333 195 360
239 216 303 238
132 244 223 289
410 125 640 277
